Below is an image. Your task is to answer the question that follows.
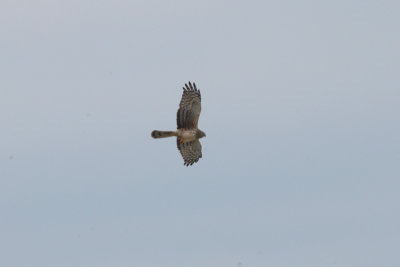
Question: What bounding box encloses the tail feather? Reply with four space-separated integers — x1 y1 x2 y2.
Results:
151 130 177 139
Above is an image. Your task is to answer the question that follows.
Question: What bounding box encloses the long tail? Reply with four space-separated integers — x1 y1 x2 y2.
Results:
151 130 178 139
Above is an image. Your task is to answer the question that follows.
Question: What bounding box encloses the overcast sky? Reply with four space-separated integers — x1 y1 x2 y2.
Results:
1 0 399 266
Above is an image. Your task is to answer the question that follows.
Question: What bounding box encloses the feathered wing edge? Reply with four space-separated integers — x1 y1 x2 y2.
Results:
177 81 201 129
176 138 202 166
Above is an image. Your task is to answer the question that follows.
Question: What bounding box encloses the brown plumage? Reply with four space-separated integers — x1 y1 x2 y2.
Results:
151 82 206 166
151 130 177 138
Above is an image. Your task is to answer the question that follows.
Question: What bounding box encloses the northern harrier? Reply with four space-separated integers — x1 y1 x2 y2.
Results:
151 82 206 166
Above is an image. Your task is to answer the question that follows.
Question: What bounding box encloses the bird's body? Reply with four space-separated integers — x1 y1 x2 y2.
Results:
178 128 197 141
151 128 205 143
151 82 205 166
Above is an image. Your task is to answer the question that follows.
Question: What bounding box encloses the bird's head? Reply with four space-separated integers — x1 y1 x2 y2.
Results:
196 129 206 139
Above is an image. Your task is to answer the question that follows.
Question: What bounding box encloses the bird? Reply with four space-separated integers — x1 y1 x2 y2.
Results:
151 82 206 166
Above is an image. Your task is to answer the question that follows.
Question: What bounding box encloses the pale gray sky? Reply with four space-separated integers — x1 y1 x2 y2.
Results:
1 0 399 266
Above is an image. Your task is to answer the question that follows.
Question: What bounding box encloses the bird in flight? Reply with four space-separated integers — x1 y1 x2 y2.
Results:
151 82 206 166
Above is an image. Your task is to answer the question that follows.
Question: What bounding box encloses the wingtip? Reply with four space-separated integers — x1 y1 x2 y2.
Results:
183 81 199 92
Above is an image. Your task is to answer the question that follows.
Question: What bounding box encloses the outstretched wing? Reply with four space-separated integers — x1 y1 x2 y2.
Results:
177 139 202 166
177 82 201 129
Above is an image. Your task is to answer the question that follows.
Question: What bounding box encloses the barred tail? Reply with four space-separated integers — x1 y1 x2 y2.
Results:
151 130 178 139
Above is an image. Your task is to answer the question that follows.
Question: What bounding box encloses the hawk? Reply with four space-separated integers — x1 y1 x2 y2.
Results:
151 82 206 166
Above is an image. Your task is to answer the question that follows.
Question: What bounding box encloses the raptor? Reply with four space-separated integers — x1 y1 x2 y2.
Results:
151 82 206 166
